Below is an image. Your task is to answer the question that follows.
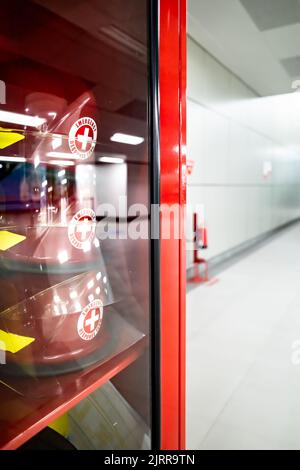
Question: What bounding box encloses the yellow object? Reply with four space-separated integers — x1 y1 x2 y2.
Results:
0 127 25 149
0 231 26 250
0 330 35 353
48 414 70 437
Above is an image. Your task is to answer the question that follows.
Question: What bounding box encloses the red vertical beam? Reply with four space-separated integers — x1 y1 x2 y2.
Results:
160 0 186 450
179 0 187 451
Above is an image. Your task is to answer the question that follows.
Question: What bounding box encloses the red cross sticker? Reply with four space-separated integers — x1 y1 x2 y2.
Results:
69 117 97 160
75 126 94 152
75 216 93 242
68 208 96 250
77 299 103 341
83 307 100 334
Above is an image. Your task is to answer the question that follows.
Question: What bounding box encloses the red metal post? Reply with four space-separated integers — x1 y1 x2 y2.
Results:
160 0 186 450
179 0 187 450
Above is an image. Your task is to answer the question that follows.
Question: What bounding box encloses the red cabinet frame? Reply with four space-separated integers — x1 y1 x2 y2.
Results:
0 0 187 450
160 0 187 450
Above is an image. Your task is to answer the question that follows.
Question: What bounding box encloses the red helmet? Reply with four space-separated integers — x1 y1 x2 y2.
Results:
0 91 135 378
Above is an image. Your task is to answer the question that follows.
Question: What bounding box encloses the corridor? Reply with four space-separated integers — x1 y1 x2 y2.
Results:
187 222 300 449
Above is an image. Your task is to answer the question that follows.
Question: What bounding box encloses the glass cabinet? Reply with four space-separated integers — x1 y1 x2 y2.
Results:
0 0 156 450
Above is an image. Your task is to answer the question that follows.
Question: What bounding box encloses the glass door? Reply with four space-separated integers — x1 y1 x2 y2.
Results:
0 0 157 450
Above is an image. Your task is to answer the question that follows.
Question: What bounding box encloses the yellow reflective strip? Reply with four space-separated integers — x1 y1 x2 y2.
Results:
0 127 13 132
0 127 25 134
48 414 70 437
0 330 35 353
0 130 25 149
0 231 26 250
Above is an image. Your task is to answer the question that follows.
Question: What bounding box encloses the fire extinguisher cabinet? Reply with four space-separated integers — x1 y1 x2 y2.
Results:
0 0 186 450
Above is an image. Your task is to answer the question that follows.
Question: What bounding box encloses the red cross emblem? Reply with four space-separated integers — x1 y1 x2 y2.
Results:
74 216 94 243
68 208 96 250
69 117 97 160
75 125 94 153
83 307 101 334
77 299 103 341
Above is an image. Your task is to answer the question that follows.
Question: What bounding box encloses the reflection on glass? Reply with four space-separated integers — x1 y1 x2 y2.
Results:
0 0 151 450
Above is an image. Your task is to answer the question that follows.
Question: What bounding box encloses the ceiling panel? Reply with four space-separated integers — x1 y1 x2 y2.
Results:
188 0 292 96
281 56 300 77
240 0 300 31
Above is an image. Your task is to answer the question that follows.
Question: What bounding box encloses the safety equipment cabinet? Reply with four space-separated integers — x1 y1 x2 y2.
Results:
0 0 186 450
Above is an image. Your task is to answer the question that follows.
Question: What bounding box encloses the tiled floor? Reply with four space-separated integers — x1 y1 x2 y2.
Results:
187 223 300 450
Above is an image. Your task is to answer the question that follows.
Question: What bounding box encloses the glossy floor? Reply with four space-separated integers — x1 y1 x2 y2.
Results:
187 222 300 449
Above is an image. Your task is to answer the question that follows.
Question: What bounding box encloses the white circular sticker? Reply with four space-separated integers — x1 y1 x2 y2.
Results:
77 299 103 341
68 117 97 160
68 208 96 250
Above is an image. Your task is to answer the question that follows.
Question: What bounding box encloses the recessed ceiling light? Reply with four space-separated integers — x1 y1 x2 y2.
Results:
99 156 125 164
49 159 75 167
0 110 46 128
110 133 144 145
0 156 26 163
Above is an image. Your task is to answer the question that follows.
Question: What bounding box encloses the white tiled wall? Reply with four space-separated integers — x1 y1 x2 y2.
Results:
187 37 300 267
